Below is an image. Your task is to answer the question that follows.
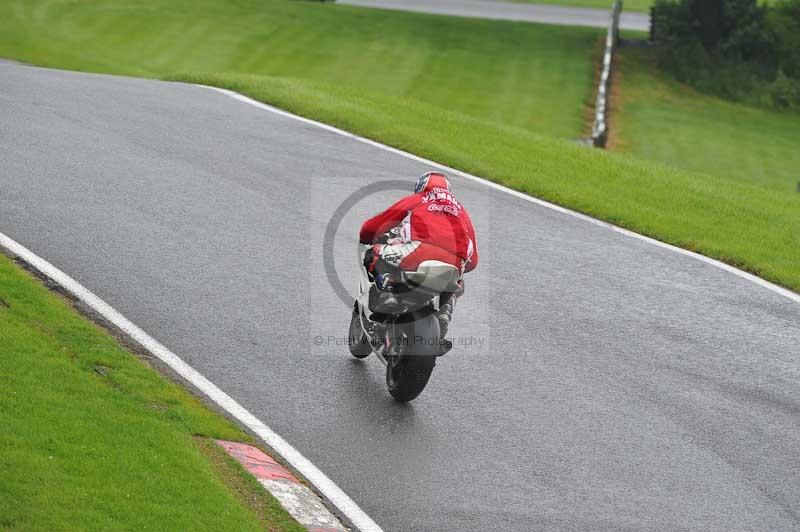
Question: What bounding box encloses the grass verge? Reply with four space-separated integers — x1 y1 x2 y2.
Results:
0 252 304 531
613 46 800 193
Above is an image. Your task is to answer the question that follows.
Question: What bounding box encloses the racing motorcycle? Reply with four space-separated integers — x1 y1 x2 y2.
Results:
347 245 461 402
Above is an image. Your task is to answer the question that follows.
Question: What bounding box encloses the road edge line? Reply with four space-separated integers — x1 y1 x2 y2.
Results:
202 85 800 305
0 230 384 532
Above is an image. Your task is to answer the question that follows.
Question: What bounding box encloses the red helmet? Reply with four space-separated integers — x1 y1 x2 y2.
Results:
414 171 451 194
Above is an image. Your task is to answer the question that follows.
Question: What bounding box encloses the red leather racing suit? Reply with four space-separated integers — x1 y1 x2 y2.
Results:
359 175 478 275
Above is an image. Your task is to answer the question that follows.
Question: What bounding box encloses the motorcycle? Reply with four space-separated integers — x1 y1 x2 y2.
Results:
347 245 461 402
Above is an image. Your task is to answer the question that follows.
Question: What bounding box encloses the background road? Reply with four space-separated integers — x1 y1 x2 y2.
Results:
336 0 651 31
2 63 799 531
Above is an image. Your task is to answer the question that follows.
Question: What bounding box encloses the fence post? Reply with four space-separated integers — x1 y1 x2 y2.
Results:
649 4 656 42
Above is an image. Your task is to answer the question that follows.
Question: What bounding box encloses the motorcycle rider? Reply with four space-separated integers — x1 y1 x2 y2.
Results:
359 171 478 337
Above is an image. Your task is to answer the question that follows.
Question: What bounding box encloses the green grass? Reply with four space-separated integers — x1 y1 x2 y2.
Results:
507 0 653 12
614 47 800 193
0 0 600 140
0 254 304 531
0 0 797 292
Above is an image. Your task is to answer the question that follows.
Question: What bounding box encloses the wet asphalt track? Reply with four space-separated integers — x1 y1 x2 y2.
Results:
2 63 799 531
335 0 651 31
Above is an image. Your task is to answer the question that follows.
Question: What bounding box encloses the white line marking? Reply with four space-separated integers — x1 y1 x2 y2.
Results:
203 85 800 305
0 231 384 532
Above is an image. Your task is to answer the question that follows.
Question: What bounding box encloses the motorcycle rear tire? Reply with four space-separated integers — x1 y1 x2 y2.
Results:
385 315 438 402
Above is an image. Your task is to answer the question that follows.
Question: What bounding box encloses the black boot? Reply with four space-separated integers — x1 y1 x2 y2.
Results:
436 292 456 338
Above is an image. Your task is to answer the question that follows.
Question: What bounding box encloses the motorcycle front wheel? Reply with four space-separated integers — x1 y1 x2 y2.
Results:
385 315 438 402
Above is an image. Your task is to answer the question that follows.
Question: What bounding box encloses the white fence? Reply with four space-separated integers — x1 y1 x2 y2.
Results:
591 0 622 148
